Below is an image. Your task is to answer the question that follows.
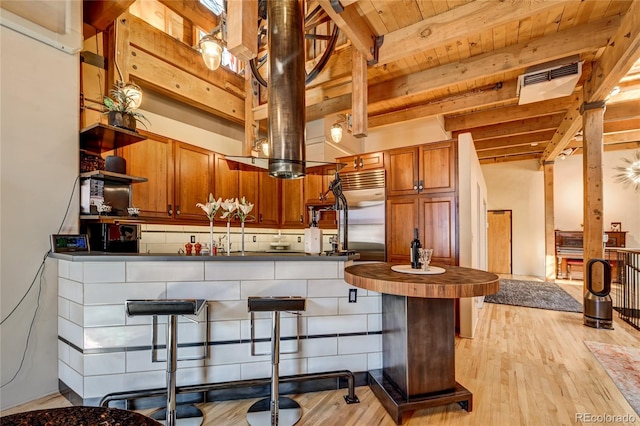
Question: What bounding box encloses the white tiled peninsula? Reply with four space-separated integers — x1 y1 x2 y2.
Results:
52 253 380 405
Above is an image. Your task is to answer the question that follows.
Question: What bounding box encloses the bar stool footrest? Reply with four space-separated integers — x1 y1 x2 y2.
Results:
247 397 302 426
150 404 204 426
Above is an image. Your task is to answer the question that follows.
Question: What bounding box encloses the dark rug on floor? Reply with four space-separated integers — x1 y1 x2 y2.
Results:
484 279 583 313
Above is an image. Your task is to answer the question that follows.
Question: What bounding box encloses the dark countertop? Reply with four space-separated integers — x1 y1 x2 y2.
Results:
50 251 359 262
0 406 160 425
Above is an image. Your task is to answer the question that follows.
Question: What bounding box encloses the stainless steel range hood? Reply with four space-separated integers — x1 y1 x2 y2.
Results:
266 0 306 179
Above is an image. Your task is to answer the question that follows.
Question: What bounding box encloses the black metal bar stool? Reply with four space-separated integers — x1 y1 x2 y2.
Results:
125 299 207 426
246 296 306 426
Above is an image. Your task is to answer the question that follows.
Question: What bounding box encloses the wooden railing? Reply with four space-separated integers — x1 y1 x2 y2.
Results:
613 249 640 331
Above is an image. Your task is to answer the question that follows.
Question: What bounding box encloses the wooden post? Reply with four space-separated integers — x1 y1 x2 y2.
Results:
351 48 368 138
543 162 556 280
226 0 258 62
581 99 606 293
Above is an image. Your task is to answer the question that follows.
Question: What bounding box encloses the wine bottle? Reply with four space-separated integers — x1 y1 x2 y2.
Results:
410 228 422 269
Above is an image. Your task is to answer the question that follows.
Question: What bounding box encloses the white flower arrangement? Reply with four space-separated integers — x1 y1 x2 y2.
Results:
234 196 255 223
196 193 223 222
220 198 238 222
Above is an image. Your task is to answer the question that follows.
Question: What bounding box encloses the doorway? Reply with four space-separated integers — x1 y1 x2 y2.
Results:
488 210 512 274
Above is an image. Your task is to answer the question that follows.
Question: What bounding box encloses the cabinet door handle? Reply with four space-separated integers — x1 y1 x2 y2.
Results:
168 204 173 216
300 214 304 223
413 181 418 191
418 180 424 191
259 213 263 222
353 158 358 169
359 158 364 168
176 205 181 215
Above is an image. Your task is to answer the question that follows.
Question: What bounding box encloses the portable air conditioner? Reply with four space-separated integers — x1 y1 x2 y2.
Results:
517 56 582 105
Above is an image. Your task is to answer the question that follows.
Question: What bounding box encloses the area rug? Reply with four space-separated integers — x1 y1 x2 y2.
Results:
585 341 640 416
484 279 583 312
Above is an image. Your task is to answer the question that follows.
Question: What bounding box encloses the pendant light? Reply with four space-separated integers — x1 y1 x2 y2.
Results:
199 15 226 71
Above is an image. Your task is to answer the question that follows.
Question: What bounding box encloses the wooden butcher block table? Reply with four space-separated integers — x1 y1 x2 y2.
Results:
344 263 499 424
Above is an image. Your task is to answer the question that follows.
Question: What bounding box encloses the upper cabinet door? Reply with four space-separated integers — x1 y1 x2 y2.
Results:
174 142 214 221
281 178 305 227
419 142 456 193
120 134 174 218
257 171 280 226
214 154 239 202
336 155 358 173
386 147 419 197
358 151 384 171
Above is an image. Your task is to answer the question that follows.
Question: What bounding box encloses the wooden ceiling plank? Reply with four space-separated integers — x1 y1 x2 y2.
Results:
157 0 219 33
603 100 640 121
479 153 542 164
368 16 619 109
84 0 135 33
603 140 640 151
604 118 640 134
457 113 566 141
474 130 556 151
584 0 640 102
445 95 577 132
378 0 582 64
317 0 376 62
477 143 547 159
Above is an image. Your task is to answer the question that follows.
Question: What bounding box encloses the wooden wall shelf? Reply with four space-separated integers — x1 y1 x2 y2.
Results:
80 123 147 153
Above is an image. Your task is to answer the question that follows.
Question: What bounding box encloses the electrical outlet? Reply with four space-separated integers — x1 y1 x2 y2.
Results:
190 235 196 243
348 289 357 303
297 236 301 243
253 236 256 242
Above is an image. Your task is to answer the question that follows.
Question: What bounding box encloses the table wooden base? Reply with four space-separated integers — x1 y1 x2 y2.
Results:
368 369 472 425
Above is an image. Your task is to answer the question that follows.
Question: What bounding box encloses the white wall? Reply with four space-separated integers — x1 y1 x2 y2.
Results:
0 24 80 409
482 159 546 277
482 150 640 279
363 115 450 152
457 133 488 338
555 150 640 247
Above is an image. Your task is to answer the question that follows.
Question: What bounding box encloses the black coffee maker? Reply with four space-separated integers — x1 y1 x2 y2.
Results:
583 258 613 329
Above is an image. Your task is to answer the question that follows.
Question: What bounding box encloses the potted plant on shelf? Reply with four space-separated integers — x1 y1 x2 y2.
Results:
102 81 150 132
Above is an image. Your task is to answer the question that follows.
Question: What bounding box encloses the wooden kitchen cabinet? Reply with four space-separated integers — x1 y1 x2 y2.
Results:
387 141 456 197
173 142 215 221
336 151 384 173
119 133 214 223
257 171 280 226
281 178 305 227
386 194 457 265
214 154 239 202
120 134 174 219
304 165 336 229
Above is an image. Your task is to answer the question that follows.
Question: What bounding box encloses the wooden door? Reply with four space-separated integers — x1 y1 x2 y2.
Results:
174 142 214 221
419 141 456 193
386 197 419 263
420 194 457 265
281 178 305 227
120 134 174 219
487 210 512 274
387 147 419 197
214 154 239 202
257 171 280 226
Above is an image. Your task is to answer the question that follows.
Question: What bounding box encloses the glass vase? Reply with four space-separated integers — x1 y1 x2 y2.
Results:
226 221 231 255
209 221 214 256
241 222 245 255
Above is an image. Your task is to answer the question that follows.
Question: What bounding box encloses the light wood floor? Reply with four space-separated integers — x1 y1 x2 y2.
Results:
3 276 639 425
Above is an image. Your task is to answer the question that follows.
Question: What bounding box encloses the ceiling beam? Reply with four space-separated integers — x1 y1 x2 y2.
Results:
317 0 377 62
157 0 219 33
603 100 640 121
369 80 518 129
83 0 135 33
367 17 619 110
456 113 566 141
378 0 582 65
474 130 556 151
445 95 577 132
477 143 547 160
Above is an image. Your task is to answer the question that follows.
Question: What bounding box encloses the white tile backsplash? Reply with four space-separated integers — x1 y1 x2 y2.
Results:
84 262 126 283
307 279 358 297
83 305 125 327
83 352 126 376
166 281 240 301
205 261 275 281
338 295 381 315
307 354 367 374
240 280 307 299
338 334 381 355
59 277 83 304
275 261 339 279
307 315 368 336
127 261 204 282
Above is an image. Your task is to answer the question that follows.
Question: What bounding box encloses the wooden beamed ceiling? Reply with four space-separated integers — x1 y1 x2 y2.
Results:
83 0 640 164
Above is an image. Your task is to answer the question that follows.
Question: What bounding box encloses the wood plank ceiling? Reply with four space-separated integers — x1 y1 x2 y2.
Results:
83 0 640 164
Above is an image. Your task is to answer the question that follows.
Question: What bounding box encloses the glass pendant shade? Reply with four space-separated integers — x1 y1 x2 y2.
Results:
200 35 223 71
123 82 143 109
331 123 343 143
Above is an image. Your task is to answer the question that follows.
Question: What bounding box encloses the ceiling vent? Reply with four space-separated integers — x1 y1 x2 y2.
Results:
517 56 582 105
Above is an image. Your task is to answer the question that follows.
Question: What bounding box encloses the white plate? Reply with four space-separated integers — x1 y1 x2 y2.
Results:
391 265 446 275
